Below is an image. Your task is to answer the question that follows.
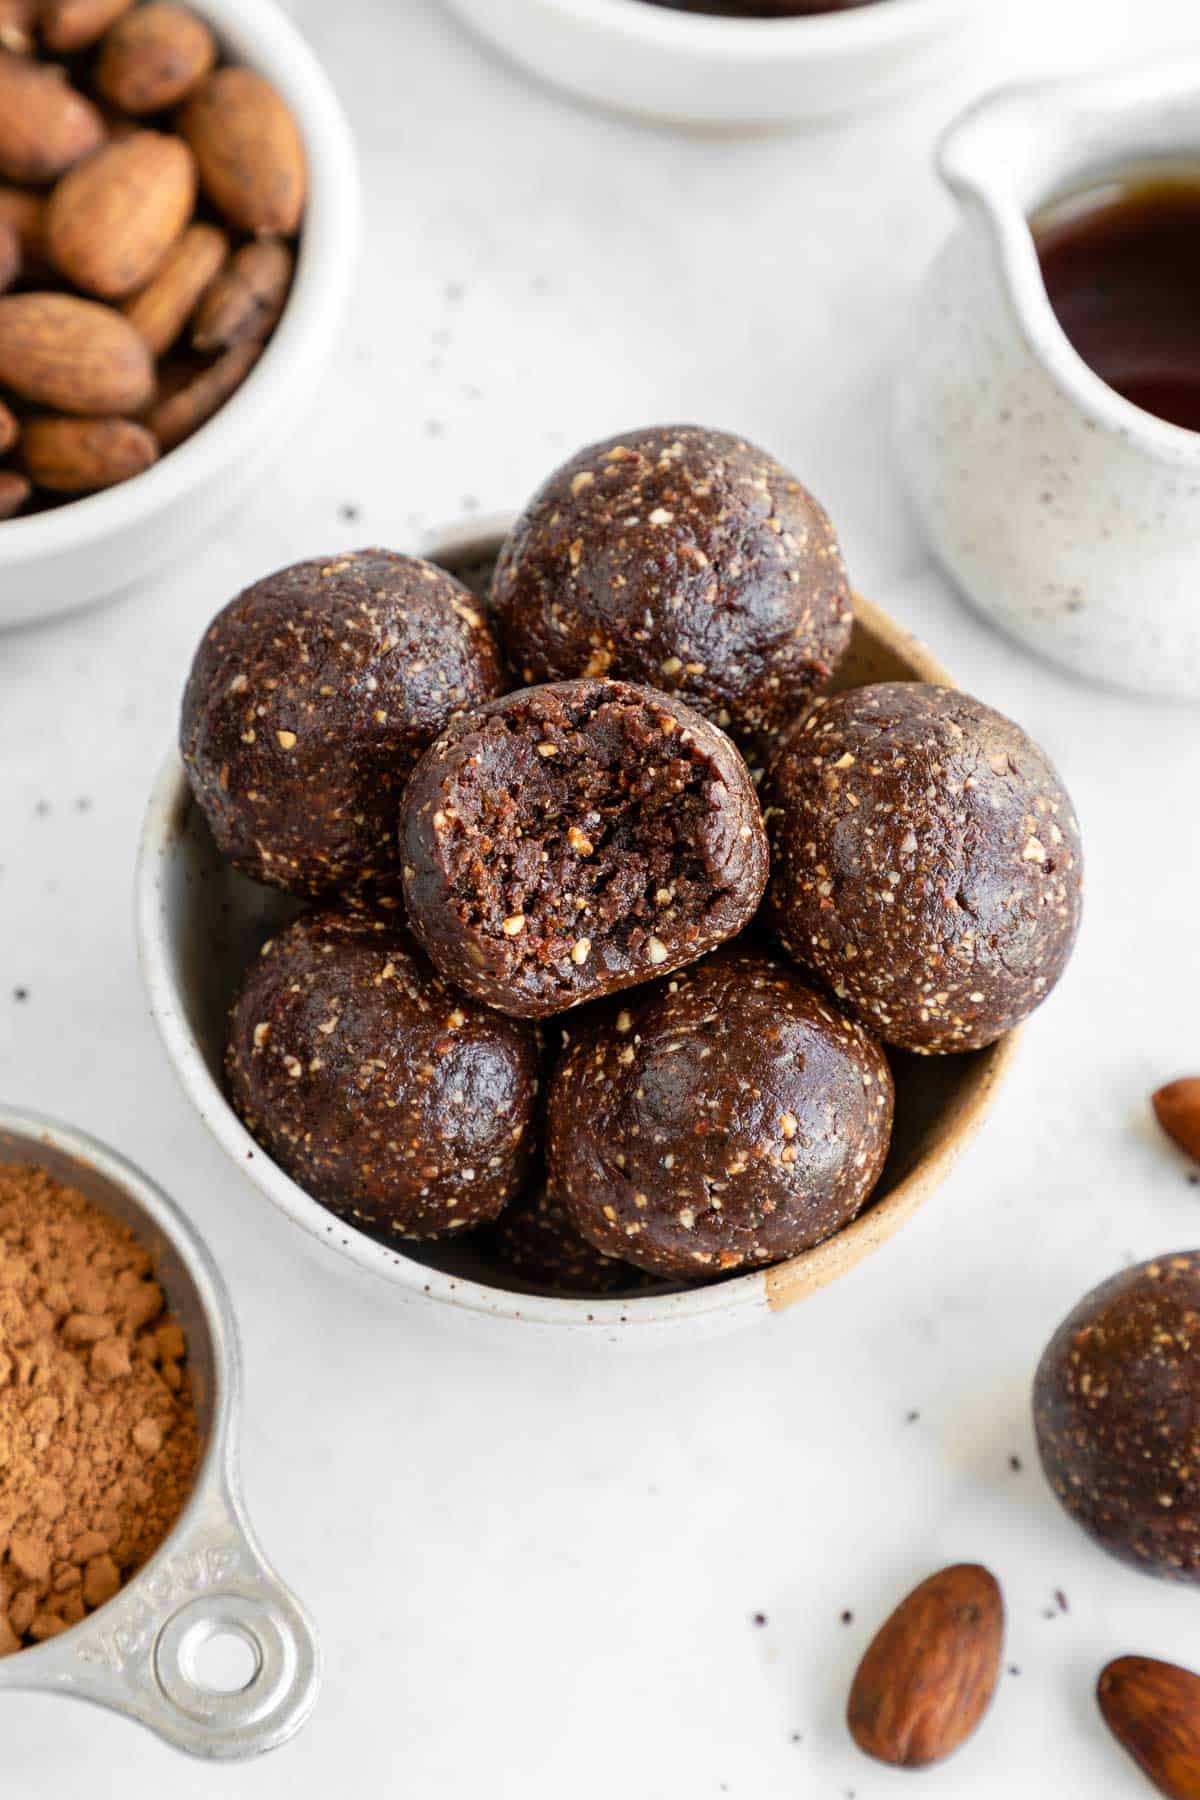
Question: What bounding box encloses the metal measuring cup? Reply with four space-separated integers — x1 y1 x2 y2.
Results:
0 1106 320 1758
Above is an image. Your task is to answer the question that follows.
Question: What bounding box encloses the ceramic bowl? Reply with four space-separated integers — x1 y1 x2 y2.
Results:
441 0 976 130
134 516 1020 1338
0 0 359 632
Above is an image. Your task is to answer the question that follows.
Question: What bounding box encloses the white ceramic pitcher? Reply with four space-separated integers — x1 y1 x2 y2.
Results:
895 59 1200 701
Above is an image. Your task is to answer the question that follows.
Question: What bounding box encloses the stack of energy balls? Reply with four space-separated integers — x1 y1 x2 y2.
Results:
180 425 1083 1295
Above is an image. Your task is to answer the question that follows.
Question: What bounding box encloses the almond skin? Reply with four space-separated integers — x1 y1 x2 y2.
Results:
179 68 306 236
22 413 159 491
192 237 292 352
1099 1656 1200 1799
47 130 197 299
0 217 18 293
0 0 38 54
1154 1079 1200 1163
145 336 258 449
0 51 106 186
0 292 156 413
96 1 216 114
0 467 31 517
847 1565 1004 1768
122 219 227 355
42 0 136 52
0 395 18 453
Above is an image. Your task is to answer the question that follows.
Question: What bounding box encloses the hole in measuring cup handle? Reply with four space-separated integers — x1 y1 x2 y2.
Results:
156 1593 292 1725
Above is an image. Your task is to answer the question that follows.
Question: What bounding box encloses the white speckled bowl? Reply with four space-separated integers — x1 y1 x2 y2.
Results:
0 0 359 632
134 517 1019 1339
441 0 976 130
896 60 1200 699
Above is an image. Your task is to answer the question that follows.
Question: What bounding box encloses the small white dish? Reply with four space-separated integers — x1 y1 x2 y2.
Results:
0 0 359 632
441 0 975 130
896 57 1200 699
134 516 1018 1340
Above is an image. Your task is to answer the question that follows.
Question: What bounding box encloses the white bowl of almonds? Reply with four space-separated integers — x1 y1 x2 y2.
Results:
0 0 358 628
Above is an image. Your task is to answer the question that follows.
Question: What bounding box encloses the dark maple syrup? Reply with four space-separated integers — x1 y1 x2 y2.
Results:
1033 173 1200 432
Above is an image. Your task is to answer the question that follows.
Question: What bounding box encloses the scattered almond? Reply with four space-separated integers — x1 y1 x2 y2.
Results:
145 336 258 450
22 413 159 491
1099 1655 1200 1799
847 1564 1004 1768
0 50 105 185
0 395 17 453
42 0 136 52
192 237 292 352
1153 1078 1200 1164
0 291 156 413
122 219 226 355
0 468 29 517
47 130 196 299
96 1 216 114
179 67 306 236
0 185 47 267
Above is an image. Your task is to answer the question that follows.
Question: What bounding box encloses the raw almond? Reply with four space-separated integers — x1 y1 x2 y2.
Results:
0 395 17 453
22 413 159 491
1153 1078 1200 1163
0 0 37 54
145 336 258 449
47 130 196 299
0 51 105 185
179 68 306 236
0 292 156 413
96 2 216 114
192 238 292 352
0 217 18 293
123 220 227 355
42 0 135 52
1099 1656 1200 1799
847 1564 1004 1768
0 467 30 516
0 185 46 262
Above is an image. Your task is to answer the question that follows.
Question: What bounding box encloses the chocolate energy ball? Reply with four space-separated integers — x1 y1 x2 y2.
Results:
181 550 505 897
489 1188 652 1296
492 425 853 746
765 682 1083 1053
1034 1255 1200 1582
546 946 894 1280
225 908 540 1243
400 678 768 1020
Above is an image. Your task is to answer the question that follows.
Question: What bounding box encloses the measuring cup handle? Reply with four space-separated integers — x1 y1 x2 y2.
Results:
29 1481 320 1760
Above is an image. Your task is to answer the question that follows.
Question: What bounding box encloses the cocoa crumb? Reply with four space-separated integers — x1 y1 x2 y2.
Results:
1009 1454 1023 1472
751 1612 767 1628
1055 1589 1069 1613
0 1162 199 1656
840 1610 853 1626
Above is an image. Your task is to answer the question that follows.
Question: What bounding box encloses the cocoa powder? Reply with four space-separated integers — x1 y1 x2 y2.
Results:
0 1161 199 1655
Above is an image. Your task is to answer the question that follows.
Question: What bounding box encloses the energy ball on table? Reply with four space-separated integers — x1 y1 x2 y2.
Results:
546 946 893 1280
492 425 853 746
400 678 768 1020
489 1188 652 1297
1034 1254 1200 1582
181 550 505 897
765 683 1083 1053
226 908 539 1243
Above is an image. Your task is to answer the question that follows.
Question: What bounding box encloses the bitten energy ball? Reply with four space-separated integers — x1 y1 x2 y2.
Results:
181 550 505 897
226 908 539 1243
546 946 893 1280
400 678 768 1020
765 683 1083 1053
492 424 853 745
1034 1255 1200 1583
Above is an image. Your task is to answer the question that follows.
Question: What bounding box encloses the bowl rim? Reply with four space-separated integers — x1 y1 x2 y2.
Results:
134 516 1020 1330
450 0 974 58
0 0 360 571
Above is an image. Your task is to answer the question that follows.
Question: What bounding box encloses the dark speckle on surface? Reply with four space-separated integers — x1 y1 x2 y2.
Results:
13 986 28 1002
751 1612 767 1628
1055 1589 1069 1613
34 800 49 818
840 1610 853 1626
906 1409 920 1424
75 796 91 813
1009 1665 1021 1677
1010 1454 1023 1472
338 503 360 523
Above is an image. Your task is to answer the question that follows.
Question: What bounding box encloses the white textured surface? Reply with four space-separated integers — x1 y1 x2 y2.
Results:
1 0 1199 1792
